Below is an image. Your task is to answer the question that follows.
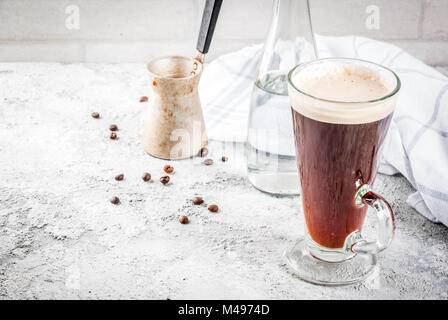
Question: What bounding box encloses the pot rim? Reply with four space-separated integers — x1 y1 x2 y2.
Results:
146 55 203 81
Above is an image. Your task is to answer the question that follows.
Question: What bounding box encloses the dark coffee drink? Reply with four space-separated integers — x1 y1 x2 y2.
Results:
292 112 392 248
288 61 397 248
285 58 400 286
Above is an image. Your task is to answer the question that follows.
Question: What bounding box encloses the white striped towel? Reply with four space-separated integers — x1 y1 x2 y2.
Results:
199 35 448 227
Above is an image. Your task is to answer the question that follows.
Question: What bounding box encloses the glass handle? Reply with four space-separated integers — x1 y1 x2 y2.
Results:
351 184 396 255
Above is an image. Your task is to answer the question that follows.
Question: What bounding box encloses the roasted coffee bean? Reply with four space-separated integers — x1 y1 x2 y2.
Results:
208 204 219 212
198 147 208 157
142 172 151 181
109 124 118 131
179 215 189 224
115 174 124 181
110 196 120 205
221 156 228 162
192 197 204 205
160 176 170 185
203 159 214 166
140 96 148 102
91 112 100 118
163 164 174 174
110 132 118 140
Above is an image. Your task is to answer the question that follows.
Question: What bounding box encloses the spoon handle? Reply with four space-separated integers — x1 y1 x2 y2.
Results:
196 0 223 55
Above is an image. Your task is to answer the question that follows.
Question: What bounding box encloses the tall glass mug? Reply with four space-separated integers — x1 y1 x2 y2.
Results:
285 58 400 285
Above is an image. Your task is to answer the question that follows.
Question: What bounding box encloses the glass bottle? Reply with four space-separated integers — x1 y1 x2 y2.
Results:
246 0 317 196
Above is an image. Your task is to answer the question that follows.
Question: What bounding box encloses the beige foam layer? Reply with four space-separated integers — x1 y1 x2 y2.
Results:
288 62 398 124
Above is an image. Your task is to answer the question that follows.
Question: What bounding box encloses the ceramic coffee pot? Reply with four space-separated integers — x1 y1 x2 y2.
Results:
142 0 222 160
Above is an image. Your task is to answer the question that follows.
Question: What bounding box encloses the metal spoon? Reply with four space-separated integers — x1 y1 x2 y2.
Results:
194 0 223 69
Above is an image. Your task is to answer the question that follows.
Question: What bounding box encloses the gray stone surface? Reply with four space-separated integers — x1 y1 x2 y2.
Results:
0 63 447 300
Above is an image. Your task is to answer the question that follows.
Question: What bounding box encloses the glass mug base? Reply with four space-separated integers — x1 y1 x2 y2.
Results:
285 236 377 286
247 171 300 197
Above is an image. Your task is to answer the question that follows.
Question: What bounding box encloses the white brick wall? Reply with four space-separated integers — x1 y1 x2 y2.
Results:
0 0 446 65
310 0 422 40
422 0 448 40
